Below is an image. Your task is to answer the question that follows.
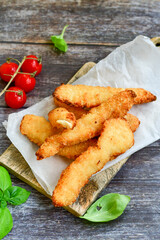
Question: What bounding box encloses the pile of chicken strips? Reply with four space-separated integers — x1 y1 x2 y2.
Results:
20 84 156 207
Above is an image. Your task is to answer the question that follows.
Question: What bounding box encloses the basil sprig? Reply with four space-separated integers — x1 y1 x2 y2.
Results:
51 25 69 52
80 193 130 222
0 166 12 192
4 186 30 206
0 208 13 240
0 166 30 239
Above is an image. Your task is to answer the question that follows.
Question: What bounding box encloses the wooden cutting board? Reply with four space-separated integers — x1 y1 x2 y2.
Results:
0 62 129 216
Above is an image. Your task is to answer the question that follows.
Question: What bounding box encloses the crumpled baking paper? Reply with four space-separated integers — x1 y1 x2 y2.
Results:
4 36 160 195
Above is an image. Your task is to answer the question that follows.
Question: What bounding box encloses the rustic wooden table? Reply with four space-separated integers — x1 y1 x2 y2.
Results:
0 1 160 239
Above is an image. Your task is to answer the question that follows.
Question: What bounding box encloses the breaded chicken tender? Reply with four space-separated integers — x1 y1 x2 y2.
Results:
59 138 97 159
54 97 88 119
54 98 140 132
48 108 76 130
36 90 136 160
20 115 59 146
20 113 139 159
124 113 140 133
52 118 134 206
20 114 97 158
54 84 156 108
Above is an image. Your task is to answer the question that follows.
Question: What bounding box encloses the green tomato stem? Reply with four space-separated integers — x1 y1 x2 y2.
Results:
17 71 37 77
5 90 23 96
3 74 13 77
38 56 42 64
17 72 31 75
6 57 21 65
0 56 27 97
25 57 42 63
31 71 37 77
4 71 37 78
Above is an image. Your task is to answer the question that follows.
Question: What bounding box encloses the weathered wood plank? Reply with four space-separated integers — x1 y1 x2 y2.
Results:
0 0 160 44
0 1 160 238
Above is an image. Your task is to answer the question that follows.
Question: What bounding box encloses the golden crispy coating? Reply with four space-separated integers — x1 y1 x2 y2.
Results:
20 113 139 159
20 114 97 158
54 97 88 119
20 114 96 159
54 84 156 108
20 115 59 146
55 97 140 133
48 108 76 130
58 113 139 159
58 138 97 159
124 113 140 132
36 90 136 160
52 118 134 206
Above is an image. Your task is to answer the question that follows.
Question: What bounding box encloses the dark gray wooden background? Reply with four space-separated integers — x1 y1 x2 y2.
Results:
0 0 160 239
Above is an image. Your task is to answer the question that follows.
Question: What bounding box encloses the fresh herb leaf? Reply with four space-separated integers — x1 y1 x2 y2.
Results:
4 186 30 205
0 199 7 209
0 189 3 200
0 166 12 192
0 207 13 239
0 167 31 238
51 25 69 52
80 193 130 222
3 188 10 201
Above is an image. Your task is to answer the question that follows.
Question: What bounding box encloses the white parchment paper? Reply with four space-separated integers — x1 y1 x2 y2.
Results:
4 36 160 195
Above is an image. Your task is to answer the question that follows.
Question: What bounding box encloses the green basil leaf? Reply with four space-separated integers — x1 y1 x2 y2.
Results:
0 200 7 209
3 188 10 201
51 25 68 52
4 186 30 206
0 166 12 192
0 207 13 239
51 37 68 52
80 193 130 222
0 189 3 200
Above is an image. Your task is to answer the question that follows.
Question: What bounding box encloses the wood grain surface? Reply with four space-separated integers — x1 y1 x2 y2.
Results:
1 0 160 44
0 1 160 239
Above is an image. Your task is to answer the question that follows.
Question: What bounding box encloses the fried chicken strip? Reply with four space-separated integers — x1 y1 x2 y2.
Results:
36 90 136 160
52 118 134 206
48 108 76 130
20 114 97 159
59 138 97 159
54 84 156 108
59 113 139 159
124 113 140 133
20 112 139 159
20 115 60 146
54 97 88 119
54 98 140 132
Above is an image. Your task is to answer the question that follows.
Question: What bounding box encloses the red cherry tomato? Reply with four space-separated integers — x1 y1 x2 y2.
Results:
0 62 19 82
21 55 42 76
15 73 36 93
5 86 27 109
